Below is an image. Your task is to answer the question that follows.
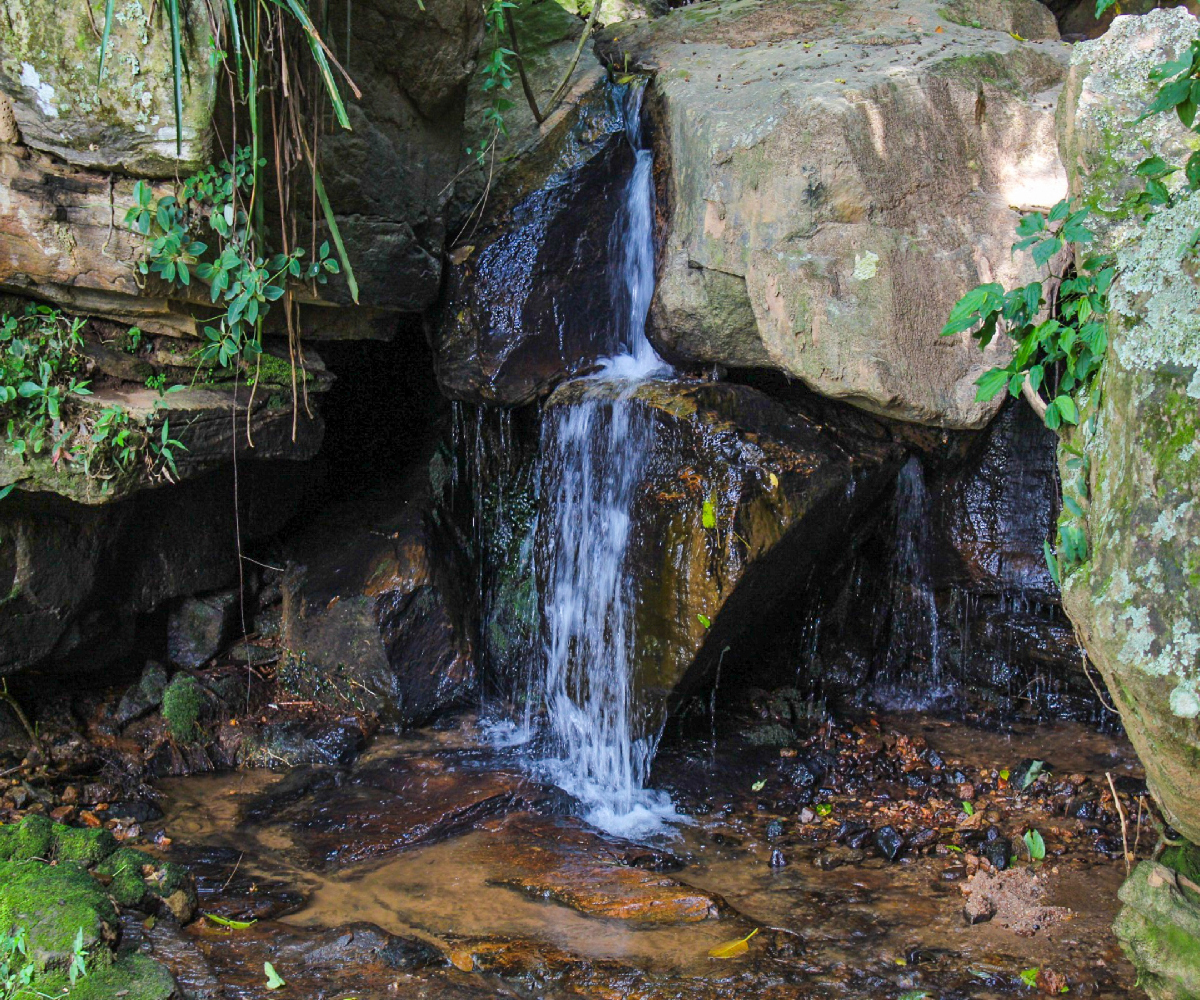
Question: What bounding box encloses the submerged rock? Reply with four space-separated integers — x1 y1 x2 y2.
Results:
602 0 1069 428
1055 7 1200 845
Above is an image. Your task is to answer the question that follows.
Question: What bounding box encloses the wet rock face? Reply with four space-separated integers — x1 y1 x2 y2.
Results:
436 87 636 404
315 0 485 311
601 0 1069 428
1056 7 1200 844
536 378 904 733
280 505 476 727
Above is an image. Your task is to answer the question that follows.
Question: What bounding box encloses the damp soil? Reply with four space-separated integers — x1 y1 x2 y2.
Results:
144 710 1145 999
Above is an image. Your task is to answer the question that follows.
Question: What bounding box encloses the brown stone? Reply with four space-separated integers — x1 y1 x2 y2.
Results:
476 813 725 924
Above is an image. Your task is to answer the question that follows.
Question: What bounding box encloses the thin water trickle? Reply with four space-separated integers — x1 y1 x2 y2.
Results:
532 81 679 837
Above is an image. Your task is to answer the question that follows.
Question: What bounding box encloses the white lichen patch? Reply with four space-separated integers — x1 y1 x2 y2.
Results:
1110 193 1200 387
852 251 879 280
1169 680 1200 719
18 62 56 118
1150 502 1193 545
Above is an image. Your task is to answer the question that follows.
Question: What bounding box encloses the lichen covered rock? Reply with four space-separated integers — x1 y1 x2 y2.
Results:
0 0 220 175
1056 7 1200 845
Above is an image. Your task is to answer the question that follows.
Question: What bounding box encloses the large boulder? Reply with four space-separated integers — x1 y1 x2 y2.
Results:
535 377 904 736
600 0 1069 428
0 0 220 175
281 503 476 726
1055 7 1200 846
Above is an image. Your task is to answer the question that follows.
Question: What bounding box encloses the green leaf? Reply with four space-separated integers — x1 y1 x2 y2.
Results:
264 961 286 990
974 367 1011 402
311 167 359 304
279 0 352 130
203 913 257 930
1047 200 1070 223
962 801 975 816
815 803 833 817
1032 236 1063 268
1023 828 1046 861
702 498 716 530
1020 760 1045 790
751 779 766 791
1055 394 1079 425
0 484 14 502
697 613 711 629
942 283 1003 336
1020 967 1040 988
1135 155 1175 178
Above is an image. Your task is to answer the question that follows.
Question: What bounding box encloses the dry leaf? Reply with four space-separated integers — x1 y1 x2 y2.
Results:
450 950 474 972
708 928 758 959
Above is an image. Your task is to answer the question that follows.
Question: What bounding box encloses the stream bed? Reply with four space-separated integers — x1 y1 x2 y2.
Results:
144 709 1144 999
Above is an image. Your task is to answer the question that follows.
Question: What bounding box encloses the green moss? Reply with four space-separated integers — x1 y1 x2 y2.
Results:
12 814 52 861
29 953 176 1000
93 848 154 908
0 860 117 969
52 825 117 866
161 673 204 742
252 353 309 388
0 823 14 860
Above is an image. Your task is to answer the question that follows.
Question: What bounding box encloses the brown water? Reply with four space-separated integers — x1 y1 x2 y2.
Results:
155 713 1144 999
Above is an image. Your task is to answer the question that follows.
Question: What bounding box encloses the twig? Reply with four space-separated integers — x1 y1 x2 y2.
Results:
545 0 604 110
0 682 41 753
504 6 544 124
219 852 244 893
1107 770 1131 875
1134 794 1145 860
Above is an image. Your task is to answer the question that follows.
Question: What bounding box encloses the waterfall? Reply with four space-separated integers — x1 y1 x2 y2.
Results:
875 456 948 709
533 82 677 836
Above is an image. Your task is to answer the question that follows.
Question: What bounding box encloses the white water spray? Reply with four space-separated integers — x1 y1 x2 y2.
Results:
535 82 678 837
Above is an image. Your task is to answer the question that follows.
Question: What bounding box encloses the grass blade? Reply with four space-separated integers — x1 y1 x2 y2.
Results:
312 166 358 303
223 0 245 96
167 0 184 156
277 0 352 130
96 0 116 84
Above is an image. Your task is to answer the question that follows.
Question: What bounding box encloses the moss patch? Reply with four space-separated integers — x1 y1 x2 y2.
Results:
0 859 117 969
161 673 204 742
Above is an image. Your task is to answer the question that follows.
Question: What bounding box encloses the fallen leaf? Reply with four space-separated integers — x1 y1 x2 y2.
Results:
205 913 257 930
935 24 944 32
450 950 474 972
264 962 285 990
709 928 758 959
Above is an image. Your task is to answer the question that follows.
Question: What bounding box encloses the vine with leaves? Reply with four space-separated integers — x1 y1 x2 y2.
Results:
945 26 1200 584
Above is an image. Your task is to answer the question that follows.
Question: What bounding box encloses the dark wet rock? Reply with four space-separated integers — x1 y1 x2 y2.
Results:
167 844 307 923
874 825 906 862
983 837 1012 872
114 662 170 729
281 504 475 726
268 921 443 971
274 755 570 868
0 464 310 678
167 591 240 669
539 378 903 747
436 86 632 405
791 758 826 789
766 820 784 841
769 849 788 868
239 720 365 769
478 813 726 924
908 827 938 851
812 847 864 871
620 848 686 874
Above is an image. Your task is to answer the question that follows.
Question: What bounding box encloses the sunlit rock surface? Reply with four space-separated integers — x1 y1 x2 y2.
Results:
600 0 1070 428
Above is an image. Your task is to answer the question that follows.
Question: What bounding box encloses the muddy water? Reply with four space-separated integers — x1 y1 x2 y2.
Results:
156 713 1143 999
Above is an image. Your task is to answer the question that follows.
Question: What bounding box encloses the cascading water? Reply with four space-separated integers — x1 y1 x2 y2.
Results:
533 82 677 836
874 456 948 709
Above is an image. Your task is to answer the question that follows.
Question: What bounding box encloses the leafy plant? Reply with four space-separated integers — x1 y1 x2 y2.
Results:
1023 828 1047 862
0 306 92 466
67 927 87 987
1019 967 1040 989
1020 760 1045 790
0 927 34 999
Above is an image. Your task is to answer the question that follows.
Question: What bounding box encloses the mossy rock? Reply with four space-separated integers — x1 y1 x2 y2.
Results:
1115 856 1200 1000
9 814 52 861
0 859 117 970
53 824 117 866
161 673 204 742
27 952 177 1000
93 847 196 920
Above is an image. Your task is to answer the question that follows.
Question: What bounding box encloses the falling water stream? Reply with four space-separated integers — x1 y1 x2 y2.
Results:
532 82 679 836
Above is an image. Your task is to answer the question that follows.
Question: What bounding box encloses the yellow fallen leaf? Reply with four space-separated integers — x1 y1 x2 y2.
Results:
450 950 474 972
708 928 759 959
835 78 847 84
768 472 779 489
1009 30 1025 39
935 24 944 32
